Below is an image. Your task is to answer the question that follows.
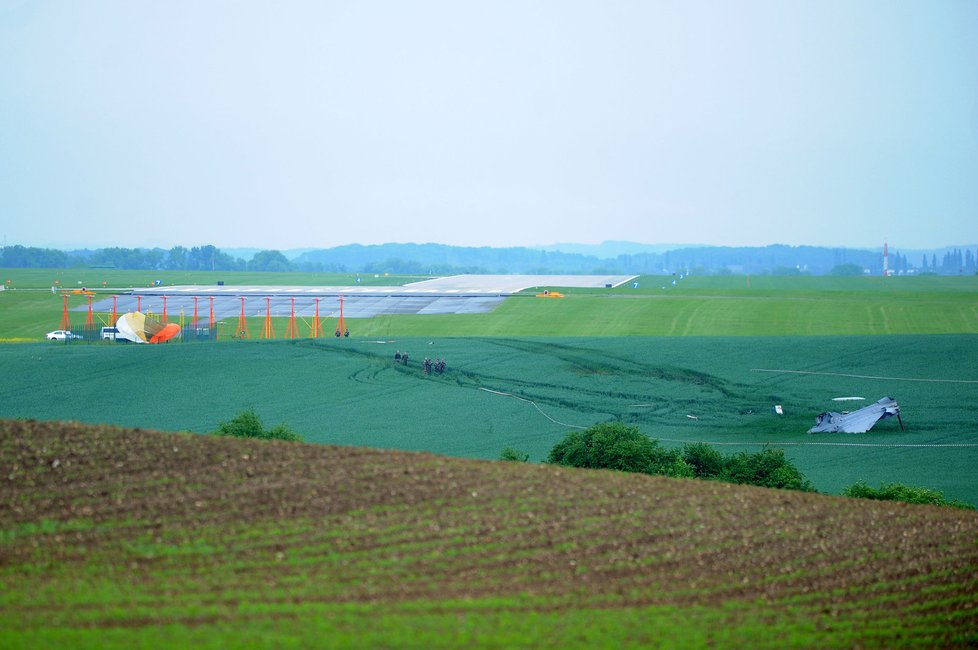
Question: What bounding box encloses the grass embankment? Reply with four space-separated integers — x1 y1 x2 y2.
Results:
2 419 976 649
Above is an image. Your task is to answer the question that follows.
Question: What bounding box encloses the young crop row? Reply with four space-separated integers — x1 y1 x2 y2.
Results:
3 417 977 648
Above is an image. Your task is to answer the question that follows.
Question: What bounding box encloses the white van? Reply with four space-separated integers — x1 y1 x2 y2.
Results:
101 327 120 341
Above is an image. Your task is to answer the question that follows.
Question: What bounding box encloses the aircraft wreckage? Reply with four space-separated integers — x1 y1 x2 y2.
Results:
808 396 903 434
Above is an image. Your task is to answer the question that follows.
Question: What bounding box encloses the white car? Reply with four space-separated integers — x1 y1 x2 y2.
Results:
46 330 82 341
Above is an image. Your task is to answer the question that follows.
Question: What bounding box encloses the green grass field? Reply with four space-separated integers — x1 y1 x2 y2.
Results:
2 334 976 505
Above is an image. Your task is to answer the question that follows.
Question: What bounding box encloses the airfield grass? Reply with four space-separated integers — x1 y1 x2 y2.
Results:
363 273 978 337
2 269 978 340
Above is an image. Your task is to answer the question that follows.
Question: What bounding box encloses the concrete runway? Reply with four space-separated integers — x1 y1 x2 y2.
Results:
84 274 637 320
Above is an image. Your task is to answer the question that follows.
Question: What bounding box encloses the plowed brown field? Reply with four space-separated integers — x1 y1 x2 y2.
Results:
2 418 977 648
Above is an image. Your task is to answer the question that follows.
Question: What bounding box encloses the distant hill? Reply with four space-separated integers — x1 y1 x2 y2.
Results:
2 418 976 647
291 242 608 274
534 241 698 259
290 241 978 275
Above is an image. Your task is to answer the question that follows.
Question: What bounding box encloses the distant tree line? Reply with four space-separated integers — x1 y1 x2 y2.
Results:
920 248 978 275
2 242 976 276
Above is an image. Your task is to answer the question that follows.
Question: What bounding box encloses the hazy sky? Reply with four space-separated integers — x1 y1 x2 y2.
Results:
2 1 976 251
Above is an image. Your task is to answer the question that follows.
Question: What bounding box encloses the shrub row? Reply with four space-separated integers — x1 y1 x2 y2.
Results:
542 422 972 508
545 422 815 491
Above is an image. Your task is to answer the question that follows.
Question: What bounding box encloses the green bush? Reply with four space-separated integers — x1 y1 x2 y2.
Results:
214 408 302 442
842 481 974 509
683 443 815 491
721 449 815 492
682 442 726 479
499 447 530 462
547 422 692 478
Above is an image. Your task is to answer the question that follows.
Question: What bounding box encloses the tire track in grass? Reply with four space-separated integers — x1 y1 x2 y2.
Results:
487 338 735 396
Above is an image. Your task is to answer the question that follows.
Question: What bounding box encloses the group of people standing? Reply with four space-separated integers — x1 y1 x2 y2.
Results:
393 350 446 375
422 357 446 375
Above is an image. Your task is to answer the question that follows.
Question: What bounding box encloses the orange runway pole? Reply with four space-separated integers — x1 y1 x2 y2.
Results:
209 297 217 340
311 298 322 338
162 296 168 323
261 297 275 339
60 294 71 330
192 297 199 328
111 295 118 326
335 294 346 336
286 297 297 339
236 297 250 339
85 296 94 329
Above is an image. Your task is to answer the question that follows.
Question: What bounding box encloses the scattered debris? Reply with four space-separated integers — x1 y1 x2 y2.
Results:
832 396 865 402
808 397 903 434
773 405 784 415
686 414 698 420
